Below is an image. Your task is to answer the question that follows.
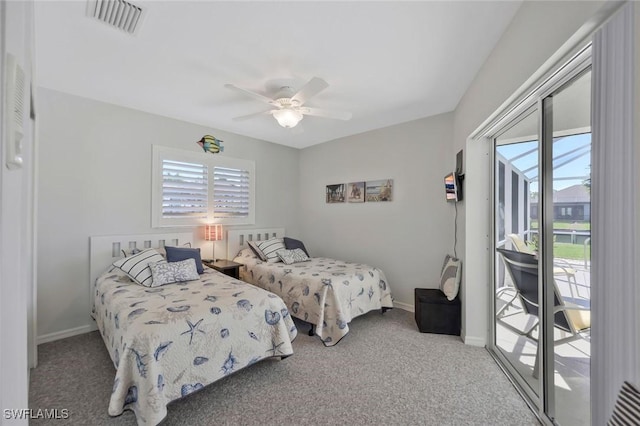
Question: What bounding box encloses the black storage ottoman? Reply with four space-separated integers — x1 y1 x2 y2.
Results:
414 288 461 335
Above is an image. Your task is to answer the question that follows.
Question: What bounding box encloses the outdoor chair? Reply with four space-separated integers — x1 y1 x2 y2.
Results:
507 233 579 298
496 248 590 378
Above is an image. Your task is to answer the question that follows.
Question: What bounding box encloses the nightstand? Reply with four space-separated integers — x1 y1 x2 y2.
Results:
204 259 241 279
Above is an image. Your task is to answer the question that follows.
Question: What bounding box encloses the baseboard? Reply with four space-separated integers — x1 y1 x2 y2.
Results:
37 324 95 345
393 300 414 313
463 335 486 347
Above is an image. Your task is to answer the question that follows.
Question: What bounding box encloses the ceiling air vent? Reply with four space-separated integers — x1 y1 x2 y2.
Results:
86 0 145 35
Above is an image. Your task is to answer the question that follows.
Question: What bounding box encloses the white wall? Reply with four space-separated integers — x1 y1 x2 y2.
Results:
1 0 34 423
451 0 607 346
36 88 300 339
298 113 455 309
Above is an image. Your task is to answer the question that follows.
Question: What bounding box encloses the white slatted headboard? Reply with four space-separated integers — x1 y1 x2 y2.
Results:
89 232 194 316
226 228 285 260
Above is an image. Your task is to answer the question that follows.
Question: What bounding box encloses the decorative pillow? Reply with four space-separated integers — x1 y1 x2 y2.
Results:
247 240 267 261
165 246 204 274
112 248 165 287
276 248 310 265
440 254 462 301
255 238 286 263
122 246 169 258
156 242 190 258
150 258 199 287
283 237 310 257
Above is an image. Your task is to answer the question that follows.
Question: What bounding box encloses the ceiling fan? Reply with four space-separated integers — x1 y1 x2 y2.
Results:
225 77 352 129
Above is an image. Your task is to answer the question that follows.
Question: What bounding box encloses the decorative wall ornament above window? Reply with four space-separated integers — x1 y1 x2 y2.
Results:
197 135 224 155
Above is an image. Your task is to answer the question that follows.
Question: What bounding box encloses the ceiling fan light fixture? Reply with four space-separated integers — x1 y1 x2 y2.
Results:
273 108 303 128
227 77 351 128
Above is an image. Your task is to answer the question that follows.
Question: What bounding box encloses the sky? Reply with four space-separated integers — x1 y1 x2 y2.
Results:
496 132 591 192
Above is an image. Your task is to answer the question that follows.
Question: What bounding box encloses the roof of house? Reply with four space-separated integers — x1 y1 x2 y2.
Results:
531 184 590 203
554 184 591 203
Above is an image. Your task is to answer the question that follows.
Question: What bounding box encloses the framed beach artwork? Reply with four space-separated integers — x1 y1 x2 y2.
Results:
326 184 346 203
365 179 393 202
347 182 365 203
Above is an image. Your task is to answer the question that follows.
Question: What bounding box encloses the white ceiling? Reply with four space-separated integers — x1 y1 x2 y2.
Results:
34 1 522 149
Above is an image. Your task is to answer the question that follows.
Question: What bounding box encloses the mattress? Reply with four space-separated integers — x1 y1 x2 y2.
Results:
93 266 297 425
234 249 393 346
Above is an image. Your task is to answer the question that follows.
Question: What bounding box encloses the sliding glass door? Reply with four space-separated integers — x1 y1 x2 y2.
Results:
494 108 541 401
548 69 591 426
490 56 591 425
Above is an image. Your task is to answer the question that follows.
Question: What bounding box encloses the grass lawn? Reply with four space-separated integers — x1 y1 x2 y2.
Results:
531 220 591 231
555 242 591 261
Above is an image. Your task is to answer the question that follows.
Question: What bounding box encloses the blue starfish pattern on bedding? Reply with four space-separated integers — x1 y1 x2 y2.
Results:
234 250 393 346
94 266 297 426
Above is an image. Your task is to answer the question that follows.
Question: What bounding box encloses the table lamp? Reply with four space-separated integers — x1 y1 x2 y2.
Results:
204 224 223 261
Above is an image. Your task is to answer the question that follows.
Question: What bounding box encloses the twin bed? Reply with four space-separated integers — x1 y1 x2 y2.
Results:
227 228 394 346
90 233 297 426
90 229 393 425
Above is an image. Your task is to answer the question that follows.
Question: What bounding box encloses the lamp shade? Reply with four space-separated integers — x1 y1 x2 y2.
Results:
205 224 223 241
273 108 303 128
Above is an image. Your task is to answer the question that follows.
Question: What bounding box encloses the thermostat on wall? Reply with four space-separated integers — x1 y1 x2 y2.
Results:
4 53 25 170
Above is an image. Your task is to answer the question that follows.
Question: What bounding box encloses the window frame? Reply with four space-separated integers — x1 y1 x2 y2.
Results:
152 145 255 227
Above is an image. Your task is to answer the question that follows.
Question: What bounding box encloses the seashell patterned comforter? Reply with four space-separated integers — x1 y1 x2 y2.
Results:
93 266 297 426
234 249 393 346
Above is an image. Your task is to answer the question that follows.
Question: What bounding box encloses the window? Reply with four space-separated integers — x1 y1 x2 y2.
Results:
152 145 255 227
161 159 208 220
213 166 250 219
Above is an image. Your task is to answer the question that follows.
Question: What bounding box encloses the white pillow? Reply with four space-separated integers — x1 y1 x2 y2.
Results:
150 258 199 287
112 248 164 287
255 238 286 263
276 248 310 265
440 255 462 301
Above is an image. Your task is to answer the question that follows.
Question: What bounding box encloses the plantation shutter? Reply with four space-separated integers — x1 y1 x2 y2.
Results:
213 166 250 218
152 145 254 227
161 159 208 219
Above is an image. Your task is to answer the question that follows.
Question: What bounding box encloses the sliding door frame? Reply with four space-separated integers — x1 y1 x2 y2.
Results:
486 46 592 424
489 104 542 412
539 93 555 419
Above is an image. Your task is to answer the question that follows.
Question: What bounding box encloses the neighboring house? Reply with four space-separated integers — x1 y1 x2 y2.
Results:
530 184 591 222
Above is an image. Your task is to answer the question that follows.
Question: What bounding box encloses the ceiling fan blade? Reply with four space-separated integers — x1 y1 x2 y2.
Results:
291 77 329 105
301 107 352 121
232 110 275 121
225 84 277 105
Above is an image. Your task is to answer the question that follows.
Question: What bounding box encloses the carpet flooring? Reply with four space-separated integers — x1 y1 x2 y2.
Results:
29 308 539 425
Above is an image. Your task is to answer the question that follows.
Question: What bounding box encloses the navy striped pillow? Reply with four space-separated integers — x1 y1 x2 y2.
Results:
255 238 286 263
609 381 640 425
112 248 164 287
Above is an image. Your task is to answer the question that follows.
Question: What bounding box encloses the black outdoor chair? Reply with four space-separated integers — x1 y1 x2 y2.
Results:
496 248 590 377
